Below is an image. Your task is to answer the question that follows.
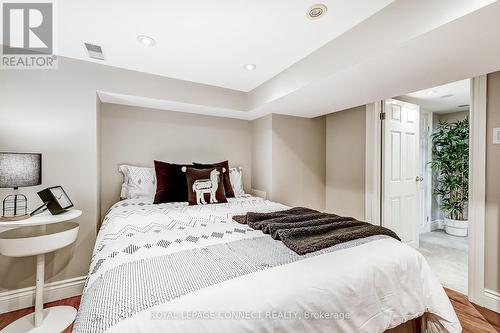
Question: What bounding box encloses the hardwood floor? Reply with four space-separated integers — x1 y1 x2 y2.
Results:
0 289 498 332
445 288 500 333
475 304 500 332
0 296 80 333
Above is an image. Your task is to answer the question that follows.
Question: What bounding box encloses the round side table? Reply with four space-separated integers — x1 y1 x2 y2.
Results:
0 209 82 333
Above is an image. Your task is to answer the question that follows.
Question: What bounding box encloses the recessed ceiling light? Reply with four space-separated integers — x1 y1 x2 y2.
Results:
244 64 256 71
425 90 438 95
307 4 327 20
137 35 155 46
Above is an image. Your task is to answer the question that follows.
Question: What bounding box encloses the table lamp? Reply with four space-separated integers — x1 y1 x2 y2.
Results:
0 152 42 221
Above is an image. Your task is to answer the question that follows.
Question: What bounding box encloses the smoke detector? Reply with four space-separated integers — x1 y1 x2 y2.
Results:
84 43 104 60
307 4 327 20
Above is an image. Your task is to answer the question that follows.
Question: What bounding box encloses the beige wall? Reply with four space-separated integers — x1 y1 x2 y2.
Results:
0 56 245 292
250 114 326 210
485 72 500 292
437 110 469 123
0 60 99 291
325 106 366 220
1 53 498 299
0 53 324 294
100 104 252 218
251 115 273 198
0 52 324 296
271 114 325 210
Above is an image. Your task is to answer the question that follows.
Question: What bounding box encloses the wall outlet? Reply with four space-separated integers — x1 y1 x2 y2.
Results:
494 128 500 144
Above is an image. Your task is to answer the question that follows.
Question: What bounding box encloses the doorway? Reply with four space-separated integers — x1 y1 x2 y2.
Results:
386 79 471 294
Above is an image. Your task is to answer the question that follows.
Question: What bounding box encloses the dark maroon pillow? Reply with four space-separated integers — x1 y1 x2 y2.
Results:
184 167 227 205
192 160 234 197
153 160 191 204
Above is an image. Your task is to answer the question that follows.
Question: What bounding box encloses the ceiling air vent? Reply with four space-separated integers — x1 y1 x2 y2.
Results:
440 94 454 98
84 43 104 60
458 104 470 108
307 4 327 20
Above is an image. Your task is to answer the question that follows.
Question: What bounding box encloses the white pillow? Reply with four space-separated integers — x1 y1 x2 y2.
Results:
229 167 245 197
119 165 156 200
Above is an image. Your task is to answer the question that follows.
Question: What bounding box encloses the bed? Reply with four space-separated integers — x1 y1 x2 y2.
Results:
73 196 461 333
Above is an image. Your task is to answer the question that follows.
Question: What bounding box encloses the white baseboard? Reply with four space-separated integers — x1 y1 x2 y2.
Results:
482 289 500 313
0 276 86 314
430 219 444 231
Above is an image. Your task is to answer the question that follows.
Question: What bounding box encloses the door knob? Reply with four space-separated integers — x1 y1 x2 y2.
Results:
415 176 424 182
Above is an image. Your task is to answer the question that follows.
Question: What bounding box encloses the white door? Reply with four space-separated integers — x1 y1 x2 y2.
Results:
383 99 420 247
419 111 433 234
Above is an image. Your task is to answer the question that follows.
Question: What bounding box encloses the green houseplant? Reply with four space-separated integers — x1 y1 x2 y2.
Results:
430 117 469 236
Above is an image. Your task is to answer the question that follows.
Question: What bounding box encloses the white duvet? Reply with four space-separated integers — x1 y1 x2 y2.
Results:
76 196 461 333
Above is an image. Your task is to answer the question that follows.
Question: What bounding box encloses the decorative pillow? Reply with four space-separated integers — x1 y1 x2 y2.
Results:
153 160 191 204
119 165 156 199
184 167 227 205
229 167 245 197
192 160 234 198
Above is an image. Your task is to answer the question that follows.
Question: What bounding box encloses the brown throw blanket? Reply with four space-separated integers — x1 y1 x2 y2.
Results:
232 207 400 255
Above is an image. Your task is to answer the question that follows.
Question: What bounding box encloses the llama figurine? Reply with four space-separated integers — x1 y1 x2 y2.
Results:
192 169 220 204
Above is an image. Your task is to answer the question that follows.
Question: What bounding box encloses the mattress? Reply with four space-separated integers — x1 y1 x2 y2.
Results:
73 196 461 333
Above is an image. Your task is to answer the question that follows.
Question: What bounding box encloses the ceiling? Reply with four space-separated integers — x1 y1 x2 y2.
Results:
243 0 499 119
89 0 500 120
397 79 471 114
60 0 395 92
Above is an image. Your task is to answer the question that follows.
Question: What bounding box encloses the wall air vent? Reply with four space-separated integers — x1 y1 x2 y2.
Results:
84 43 104 60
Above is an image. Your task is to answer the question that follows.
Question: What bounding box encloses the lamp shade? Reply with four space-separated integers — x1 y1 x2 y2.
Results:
0 153 42 189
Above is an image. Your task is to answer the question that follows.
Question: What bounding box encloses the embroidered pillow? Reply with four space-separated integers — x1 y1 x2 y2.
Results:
153 160 191 204
184 167 227 205
119 165 156 200
229 167 245 197
192 160 234 198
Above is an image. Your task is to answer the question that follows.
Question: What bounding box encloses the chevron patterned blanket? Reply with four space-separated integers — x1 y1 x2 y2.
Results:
73 196 460 333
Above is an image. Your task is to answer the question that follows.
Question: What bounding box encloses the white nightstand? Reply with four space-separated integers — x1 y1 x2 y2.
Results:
0 209 82 333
